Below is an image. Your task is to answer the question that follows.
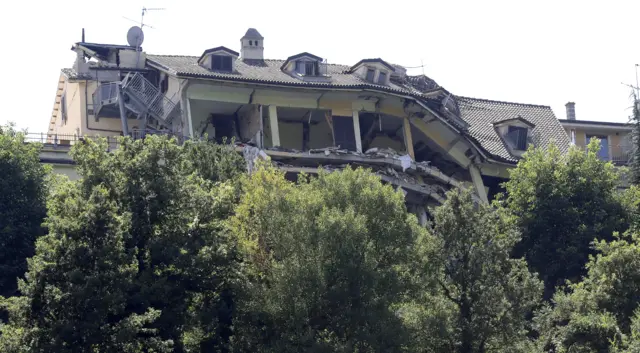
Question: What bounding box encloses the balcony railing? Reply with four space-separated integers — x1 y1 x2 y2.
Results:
575 143 633 165
26 131 190 151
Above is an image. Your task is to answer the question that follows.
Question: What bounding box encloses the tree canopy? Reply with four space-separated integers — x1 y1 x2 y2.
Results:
0 124 48 302
501 140 631 298
1 133 639 353
0 136 246 352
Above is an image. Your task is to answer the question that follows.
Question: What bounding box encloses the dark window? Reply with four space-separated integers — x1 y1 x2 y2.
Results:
249 40 253 46
332 116 357 151
160 77 169 94
366 68 375 82
507 126 528 150
305 61 315 75
377 71 387 84
255 41 259 46
211 55 233 71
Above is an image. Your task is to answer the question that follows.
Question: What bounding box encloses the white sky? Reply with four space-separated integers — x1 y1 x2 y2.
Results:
2 0 639 132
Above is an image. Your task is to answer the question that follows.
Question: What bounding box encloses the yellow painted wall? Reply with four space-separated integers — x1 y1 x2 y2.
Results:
279 122 304 150
369 135 404 152
52 81 82 138
309 119 334 149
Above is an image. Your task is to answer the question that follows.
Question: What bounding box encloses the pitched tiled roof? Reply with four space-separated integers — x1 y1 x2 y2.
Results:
457 97 570 162
146 54 569 163
147 55 414 92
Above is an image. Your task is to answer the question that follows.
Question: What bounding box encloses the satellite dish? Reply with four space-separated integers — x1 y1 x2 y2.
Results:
127 26 144 47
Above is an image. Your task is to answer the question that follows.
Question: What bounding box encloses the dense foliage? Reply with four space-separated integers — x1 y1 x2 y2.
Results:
0 125 48 304
0 133 639 353
501 140 631 298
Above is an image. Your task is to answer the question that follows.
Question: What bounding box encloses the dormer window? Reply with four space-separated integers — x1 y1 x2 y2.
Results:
296 60 318 76
506 126 528 150
212 55 233 71
349 58 395 85
492 116 536 156
198 46 239 73
366 68 375 82
377 71 387 84
281 52 326 78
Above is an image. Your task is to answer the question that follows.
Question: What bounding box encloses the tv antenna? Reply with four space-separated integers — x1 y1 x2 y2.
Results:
122 7 165 67
123 6 165 29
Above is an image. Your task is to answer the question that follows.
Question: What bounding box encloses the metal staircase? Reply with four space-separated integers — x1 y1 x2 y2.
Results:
92 73 181 135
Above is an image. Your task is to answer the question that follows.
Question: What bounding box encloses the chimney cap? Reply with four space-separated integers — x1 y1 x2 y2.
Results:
242 28 263 40
565 101 575 106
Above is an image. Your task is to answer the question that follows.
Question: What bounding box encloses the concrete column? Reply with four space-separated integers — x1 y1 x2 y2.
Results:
185 98 194 138
352 110 362 152
469 165 489 203
268 105 280 147
117 84 129 136
402 117 415 159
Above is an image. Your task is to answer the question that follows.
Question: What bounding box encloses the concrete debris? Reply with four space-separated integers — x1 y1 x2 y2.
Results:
243 145 269 174
308 146 349 155
398 154 412 172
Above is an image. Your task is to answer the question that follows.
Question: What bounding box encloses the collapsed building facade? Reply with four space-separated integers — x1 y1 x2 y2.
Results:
48 27 570 219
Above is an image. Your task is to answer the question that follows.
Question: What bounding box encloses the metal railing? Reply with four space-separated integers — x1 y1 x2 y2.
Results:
575 143 633 165
92 82 119 117
24 131 190 151
122 73 180 125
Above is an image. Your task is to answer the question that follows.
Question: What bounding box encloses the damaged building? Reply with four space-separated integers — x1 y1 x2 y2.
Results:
47 27 570 219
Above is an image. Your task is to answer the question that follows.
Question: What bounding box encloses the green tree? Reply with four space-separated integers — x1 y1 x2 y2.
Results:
0 136 245 352
501 140 630 298
630 91 640 184
534 232 640 353
231 166 429 353
407 189 542 353
0 124 48 301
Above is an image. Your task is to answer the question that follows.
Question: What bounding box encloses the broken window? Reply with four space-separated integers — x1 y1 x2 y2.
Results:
212 55 233 71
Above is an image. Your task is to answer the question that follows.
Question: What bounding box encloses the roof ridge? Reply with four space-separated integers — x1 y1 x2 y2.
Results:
457 95 551 109
147 54 352 67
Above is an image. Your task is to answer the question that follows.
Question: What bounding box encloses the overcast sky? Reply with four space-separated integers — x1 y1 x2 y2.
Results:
2 0 639 133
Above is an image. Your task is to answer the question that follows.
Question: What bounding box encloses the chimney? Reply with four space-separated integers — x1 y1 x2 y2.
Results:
565 102 576 120
240 28 264 61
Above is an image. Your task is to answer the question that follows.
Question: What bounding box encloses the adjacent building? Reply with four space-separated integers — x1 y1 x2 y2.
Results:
559 102 633 165
46 27 570 215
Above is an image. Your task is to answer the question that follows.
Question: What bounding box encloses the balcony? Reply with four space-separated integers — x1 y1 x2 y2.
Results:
576 142 632 166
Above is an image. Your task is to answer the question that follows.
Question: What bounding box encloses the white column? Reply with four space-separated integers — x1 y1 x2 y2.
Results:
352 110 362 153
268 105 280 147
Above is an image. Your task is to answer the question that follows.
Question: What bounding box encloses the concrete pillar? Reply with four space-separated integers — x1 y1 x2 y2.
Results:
352 110 362 152
402 117 415 159
469 165 489 203
269 105 280 147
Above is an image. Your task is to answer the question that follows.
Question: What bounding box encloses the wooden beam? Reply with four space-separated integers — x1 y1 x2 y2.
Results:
403 117 415 159
469 164 489 203
352 110 363 153
268 105 280 147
